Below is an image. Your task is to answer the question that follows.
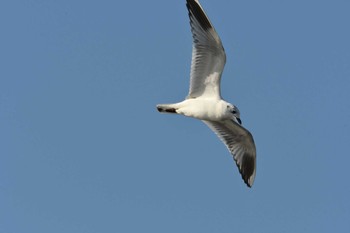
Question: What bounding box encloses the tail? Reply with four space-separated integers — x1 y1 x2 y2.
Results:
156 104 178 114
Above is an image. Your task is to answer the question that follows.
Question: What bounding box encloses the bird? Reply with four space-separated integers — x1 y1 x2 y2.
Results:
156 0 256 187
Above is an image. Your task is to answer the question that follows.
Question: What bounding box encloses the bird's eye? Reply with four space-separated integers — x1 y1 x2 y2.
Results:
231 110 236 114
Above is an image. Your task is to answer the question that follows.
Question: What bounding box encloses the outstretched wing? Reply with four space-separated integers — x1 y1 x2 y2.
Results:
203 120 256 187
186 0 226 99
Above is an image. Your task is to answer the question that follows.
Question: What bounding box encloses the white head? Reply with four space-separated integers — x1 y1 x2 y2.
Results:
226 103 242 125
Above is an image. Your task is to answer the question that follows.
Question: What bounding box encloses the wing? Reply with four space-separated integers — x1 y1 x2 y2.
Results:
186 0 226 99
203 120 256 187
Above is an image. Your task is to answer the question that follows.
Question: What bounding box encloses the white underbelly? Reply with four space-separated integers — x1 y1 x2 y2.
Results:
177 98 226 121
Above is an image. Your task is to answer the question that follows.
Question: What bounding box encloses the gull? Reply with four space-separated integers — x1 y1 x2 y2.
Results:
156 0 256 187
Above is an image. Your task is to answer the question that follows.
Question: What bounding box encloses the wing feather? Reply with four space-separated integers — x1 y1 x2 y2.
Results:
186 0 226 99
203 120 257 187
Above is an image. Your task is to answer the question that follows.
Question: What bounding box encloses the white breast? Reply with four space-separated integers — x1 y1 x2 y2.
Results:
176 98 228 121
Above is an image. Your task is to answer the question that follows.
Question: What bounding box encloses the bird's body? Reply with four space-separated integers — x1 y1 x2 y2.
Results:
158 98 230 121
157 0 257 187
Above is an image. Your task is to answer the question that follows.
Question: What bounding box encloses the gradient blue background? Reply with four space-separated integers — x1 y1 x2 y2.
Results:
1 0 349 232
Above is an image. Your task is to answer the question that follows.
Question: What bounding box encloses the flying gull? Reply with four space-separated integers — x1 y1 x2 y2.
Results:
157 0 257 187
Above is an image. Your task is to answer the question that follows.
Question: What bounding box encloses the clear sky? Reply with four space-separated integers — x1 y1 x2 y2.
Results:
1 0 349 232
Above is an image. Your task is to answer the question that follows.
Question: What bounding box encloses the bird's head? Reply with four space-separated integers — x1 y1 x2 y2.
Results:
226 104 242 125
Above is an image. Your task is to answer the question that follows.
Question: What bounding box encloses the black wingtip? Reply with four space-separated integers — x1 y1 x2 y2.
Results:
186 0 213 31
240 155 255 188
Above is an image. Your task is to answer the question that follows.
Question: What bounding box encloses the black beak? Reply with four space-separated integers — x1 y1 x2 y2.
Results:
237 118 242 125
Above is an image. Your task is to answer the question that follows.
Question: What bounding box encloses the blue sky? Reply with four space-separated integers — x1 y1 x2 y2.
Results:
1 0 349 232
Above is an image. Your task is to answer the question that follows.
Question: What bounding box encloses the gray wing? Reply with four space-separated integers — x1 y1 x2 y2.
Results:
203 120 256 187
186 0 226 99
